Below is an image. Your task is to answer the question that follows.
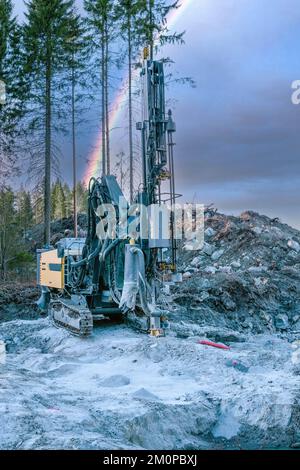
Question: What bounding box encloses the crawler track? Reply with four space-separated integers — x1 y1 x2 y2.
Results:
49 300 93 337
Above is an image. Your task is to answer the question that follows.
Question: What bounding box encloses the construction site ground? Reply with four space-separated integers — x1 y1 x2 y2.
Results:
0 210 300 450
0 317 299 450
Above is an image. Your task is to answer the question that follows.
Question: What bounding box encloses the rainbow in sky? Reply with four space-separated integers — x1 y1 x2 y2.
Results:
83 0 194 186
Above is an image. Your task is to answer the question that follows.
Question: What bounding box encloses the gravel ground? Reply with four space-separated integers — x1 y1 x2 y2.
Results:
0 317 299 450
1 210 300 449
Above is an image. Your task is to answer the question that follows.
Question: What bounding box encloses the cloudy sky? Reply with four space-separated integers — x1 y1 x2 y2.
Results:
14 0 300 228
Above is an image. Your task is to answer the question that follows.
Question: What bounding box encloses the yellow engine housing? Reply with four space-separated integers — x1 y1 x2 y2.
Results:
39 250 65 289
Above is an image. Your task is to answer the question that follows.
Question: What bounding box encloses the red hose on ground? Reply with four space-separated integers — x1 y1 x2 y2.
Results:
198 340 230 350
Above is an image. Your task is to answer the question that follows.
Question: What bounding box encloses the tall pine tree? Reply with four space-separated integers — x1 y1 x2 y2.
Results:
142 1 184 59
114 0 185 199
23 0 75 245
84 0 115 176
51 179 67 221
65 11 90 236
0 188 17 279
76 181 88 214
0 0 26 186
114 0 145 202
16 188 34 237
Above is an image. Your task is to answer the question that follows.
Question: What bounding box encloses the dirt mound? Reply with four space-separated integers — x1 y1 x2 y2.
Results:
170 211 300 334
28 214 88 248
0 283 39 322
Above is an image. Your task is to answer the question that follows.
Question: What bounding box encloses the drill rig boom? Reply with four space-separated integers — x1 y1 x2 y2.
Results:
37 56 178 337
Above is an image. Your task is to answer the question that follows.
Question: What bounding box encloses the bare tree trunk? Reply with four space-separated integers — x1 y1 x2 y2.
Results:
128 14 134 203
0 263 5 281
71 53 78 238
120 153 124 192
101 28 106 176
0 242 5 281
149 0 154 60
105 20 110 174
44 40 52 246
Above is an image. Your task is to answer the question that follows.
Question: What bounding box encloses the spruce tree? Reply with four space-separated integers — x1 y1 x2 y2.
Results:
51 180 67 220
142 1 185 59
62 182 72 218
0 0 26 185
16 189 34 237
84 0 115 176
65 12 90 236
114 0 144 202
114 0 185 199
32 185 44 225
76 181 88 214
113 151 128 192
23 0 75 245
0 188 18 279
51 181 58 221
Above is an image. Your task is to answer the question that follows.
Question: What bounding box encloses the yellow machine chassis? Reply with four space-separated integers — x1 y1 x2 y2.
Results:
39 250 65 289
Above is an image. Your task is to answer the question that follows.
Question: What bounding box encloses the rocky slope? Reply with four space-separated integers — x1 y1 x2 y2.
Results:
0 283 39 322
2 209 300 334
169 210 300 335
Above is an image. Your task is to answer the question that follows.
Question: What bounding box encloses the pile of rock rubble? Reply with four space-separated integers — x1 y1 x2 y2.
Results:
170 210 300 335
